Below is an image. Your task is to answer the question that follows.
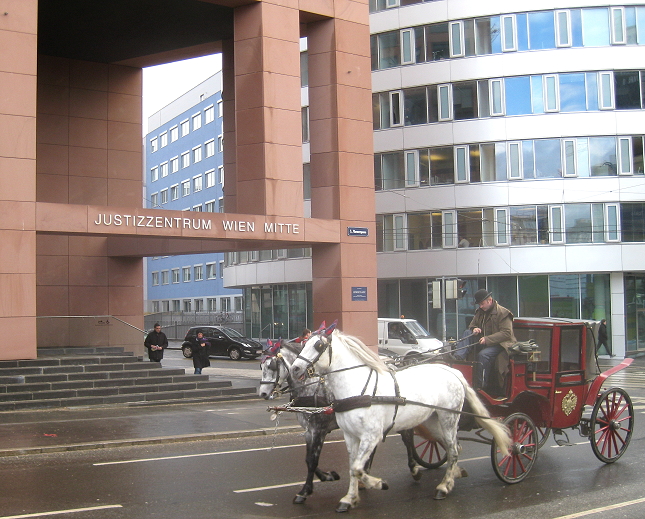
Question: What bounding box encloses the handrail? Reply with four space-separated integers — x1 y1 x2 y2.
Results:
36 315 147 334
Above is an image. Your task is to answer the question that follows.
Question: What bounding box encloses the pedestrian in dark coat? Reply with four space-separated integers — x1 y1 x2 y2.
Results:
597 319 612 356
144 323 168 363
190 332 211 374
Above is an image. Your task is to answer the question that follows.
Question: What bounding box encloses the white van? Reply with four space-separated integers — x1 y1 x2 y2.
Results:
377 318 443 358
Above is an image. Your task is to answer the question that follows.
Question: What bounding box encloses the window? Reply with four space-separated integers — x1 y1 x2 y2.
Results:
544 75 559 112
389 91 403 126
401 29 415 64
192 146 202 163
614 71 641 110
217 100 223 118
162 300 170 312
377 31 400 69
426 23 449 61
475 16 501 55
194 265 203 281
170 184 179 200
443 210 457 248
556 10 572 47
205 105 215 124
598 72 614 109
170 126 178 142
205 139 215 158
181 180 190 196
160 189 168 205
589 137 617 176
528 11 556 49
150 137 158 152
217 135 223 152
235 297 243 312
172 268 180 284
170 157 179 173
218 197 225 212
550 206 564 243
489 79 504 116
508 142 522 179
218 166 224 185
501 15 517 51
505 77 532 115
159 132 167 148
172 300 180 312
565 204 593 243
181 152 190 168
151 271 159 286
183 299 192 312
204 200 215 212
160 162 168 177
221 298 231 312
219 261 224 278
182 266 191 282
534 139 562 178
208 298 217 312
180 119 190 136
152 301 159 313
193 175 203 192
611 7 626 44
606 203 619 241
455 146 469 182
206 263 216 279
150 167 158 182
563 139 577 176
192 113 202 131
614 137 632 176
438 84 452 120
495 208 509 245
191 204 201 212
559 73 586 112
194 299 204 312
431 147 454 185
161 270 169 285
150 192 158 207
453 81 477 120
403 87 427 125
449 21 464 57
205 169 215 188
404 151 419 187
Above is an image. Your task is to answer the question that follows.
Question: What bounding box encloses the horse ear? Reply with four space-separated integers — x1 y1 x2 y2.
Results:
324 319 338 336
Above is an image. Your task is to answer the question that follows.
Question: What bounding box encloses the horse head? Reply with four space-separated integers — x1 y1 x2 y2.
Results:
258 344 291 399
290 332 334 381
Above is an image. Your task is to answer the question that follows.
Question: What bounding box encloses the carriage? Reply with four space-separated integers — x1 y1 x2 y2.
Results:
413 317 634 484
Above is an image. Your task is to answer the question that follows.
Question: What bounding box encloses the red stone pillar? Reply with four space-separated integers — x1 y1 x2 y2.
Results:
307 2 378 345
231 1 303 217
0 0 38 359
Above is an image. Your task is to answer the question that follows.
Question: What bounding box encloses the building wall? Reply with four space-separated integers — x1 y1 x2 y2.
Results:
35 56 143 352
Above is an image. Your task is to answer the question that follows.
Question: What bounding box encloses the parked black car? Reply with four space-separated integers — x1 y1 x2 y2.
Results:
181 326 263 361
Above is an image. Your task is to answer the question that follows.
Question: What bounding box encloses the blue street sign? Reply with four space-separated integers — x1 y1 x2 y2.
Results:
347 227 369 237
351 286 368 301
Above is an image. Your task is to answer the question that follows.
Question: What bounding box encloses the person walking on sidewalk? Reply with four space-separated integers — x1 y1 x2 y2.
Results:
597 319 613 356
144 323 168 363
190 331 211 374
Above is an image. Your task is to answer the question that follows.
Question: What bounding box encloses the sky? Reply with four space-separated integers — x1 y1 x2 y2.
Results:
142 54 222 134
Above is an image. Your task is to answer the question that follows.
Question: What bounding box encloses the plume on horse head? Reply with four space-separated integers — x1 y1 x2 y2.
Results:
328 329 389 375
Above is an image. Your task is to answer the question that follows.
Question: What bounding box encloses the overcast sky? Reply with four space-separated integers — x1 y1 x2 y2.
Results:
142 54 222 134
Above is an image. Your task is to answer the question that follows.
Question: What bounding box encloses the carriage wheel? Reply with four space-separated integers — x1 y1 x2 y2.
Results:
536 426 551 449
590 387 633 464
412 430 447 469
491 413 538 484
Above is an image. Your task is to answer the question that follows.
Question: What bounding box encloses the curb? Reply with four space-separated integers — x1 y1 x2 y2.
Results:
0 424 303 458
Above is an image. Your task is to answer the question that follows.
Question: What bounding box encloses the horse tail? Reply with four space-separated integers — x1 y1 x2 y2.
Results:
462 382 512 455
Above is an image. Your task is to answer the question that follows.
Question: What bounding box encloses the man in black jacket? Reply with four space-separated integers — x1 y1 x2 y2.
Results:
144 323 168 363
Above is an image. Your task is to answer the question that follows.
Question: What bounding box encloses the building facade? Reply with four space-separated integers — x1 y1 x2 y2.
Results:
226 0 645 357
144 74 243 319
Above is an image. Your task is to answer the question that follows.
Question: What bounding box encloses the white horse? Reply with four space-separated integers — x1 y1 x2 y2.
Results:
290 329 512 512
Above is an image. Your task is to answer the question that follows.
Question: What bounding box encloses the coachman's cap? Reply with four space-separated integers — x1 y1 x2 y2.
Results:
474 289 492 305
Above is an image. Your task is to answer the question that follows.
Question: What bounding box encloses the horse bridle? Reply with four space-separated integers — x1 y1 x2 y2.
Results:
260 352 291 395
295 335 332 378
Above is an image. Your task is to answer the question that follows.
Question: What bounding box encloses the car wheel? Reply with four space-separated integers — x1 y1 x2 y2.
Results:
182 345 192 358
228 346 242 360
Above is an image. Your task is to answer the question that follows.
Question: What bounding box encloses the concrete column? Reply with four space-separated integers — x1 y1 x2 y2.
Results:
307 3 378 345
0 1 38 359
232 1 303 217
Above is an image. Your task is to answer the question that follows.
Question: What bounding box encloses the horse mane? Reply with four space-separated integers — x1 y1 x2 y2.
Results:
332 330 388 374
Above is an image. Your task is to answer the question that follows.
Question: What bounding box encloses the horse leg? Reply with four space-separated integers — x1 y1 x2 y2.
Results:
294 418 339 504
433 414 463 500
336 433 361 512
400 429 423 481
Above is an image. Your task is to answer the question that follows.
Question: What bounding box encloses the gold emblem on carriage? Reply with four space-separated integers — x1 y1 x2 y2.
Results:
561 389 578 416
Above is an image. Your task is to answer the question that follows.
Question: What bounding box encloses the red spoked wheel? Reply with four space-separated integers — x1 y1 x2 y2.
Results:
412 428 447 469
536 426 551 449
590 387 633 463
491 413 538 484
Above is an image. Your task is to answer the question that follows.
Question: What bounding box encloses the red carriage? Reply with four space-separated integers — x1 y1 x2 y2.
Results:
413 318 634 483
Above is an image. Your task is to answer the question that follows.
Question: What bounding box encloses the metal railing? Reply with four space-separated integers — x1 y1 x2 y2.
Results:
144 311 244 339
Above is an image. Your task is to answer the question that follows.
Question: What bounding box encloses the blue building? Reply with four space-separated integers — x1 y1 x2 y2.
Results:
144 73 242 318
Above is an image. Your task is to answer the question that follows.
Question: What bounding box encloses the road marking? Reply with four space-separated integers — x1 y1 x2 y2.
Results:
233 455 489 494
550 497 645 518
93 440 346 466
0 505 122 518
550 441 588 448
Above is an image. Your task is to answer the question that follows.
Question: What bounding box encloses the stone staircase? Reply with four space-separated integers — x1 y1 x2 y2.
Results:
0 347 255 411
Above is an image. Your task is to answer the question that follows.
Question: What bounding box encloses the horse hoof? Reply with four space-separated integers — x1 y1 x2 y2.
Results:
434 489 447 500
336 502 352 513
330 471 341 481
460 468 469 478
412 470 423 482
293 495 307 505
381 480 389 490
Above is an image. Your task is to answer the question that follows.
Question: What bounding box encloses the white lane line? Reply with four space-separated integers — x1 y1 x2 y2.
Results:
0 505 122 519
233 455 489 494
551 497 645 518
550 441 588 448
94 440 346 466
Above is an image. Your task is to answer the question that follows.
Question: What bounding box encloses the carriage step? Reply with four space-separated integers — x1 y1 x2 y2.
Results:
553 429 573 446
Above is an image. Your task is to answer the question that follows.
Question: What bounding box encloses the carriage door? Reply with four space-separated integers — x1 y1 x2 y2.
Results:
552 326 586 428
